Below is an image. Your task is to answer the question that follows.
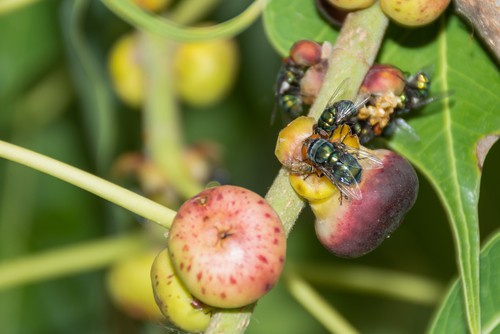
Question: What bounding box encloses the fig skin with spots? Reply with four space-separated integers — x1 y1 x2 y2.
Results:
380 0 451 27
151 248 212 333
168 185 286 308
312 149 418 258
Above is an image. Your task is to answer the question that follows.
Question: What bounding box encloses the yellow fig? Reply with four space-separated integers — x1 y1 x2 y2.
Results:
108 33 145 108
151 248 212 332
380 0 451 27
106 249 164 321
174 38 239 106
326 0 376 10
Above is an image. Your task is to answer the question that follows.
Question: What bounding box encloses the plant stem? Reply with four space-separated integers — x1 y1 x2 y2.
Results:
101 0 268 41
295 262 443 305
0 233 145 290
205 5 389 334
0 140 176 228
141 33 204 199
284 268 360 334
65 0 116 173
167 0 220 25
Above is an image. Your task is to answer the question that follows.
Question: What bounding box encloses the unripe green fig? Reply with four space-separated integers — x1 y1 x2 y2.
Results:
108 33 145 108
174 39 239 106
151 248 212 333
106 250 164 321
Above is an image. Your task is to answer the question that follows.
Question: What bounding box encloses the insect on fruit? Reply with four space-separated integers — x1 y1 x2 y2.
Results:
302 125 383 201
351 65 441 143
309 78 369 139
274 61 307 121
315 96 370 138
273 40 325 123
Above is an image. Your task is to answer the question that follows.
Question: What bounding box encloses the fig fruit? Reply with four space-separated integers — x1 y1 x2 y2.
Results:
380 0 451 27
275 116 316 171
106 249 164 321
360 64 406 96
174 38 239 106
168 185 286 308
311 149 418 257
289 40 322 67
326 0 376 10
151 248 212 333
108 33 144 108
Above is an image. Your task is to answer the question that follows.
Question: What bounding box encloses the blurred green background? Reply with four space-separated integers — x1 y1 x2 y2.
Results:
0 1 498 333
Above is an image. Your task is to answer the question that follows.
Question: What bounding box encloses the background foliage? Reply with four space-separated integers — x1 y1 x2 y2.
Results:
0 0 498 333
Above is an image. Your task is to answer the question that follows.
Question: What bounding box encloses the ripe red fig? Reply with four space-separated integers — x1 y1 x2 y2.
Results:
360 64 406 96
168 185 286 308
312 149 418 257
289 40 322 67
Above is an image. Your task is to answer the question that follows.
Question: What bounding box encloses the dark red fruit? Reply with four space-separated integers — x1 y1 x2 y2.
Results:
360 64 406 96
289 40 322 67
312 149 418 258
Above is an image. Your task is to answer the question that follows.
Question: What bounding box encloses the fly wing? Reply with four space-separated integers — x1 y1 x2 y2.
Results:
336 142 384 169
316 162 363 201
333 100 357 124
325 78 350 107
334 94 370 123
393 118 419 141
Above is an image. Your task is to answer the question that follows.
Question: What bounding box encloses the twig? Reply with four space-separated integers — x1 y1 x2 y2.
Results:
205 4 389 333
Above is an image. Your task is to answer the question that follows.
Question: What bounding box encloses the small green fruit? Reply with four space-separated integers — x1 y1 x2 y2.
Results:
174 39 239 106
106 250 164 321
108 33 145 108
151 248 212 333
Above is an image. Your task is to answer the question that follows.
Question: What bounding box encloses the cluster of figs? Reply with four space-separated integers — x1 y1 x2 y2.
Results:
148 37 444 332
275 40 426 257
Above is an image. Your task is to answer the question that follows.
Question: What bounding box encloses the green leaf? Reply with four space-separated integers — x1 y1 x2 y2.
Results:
428 231 500 333
263 0 339 56
379 16 500 333
0 1 60 98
